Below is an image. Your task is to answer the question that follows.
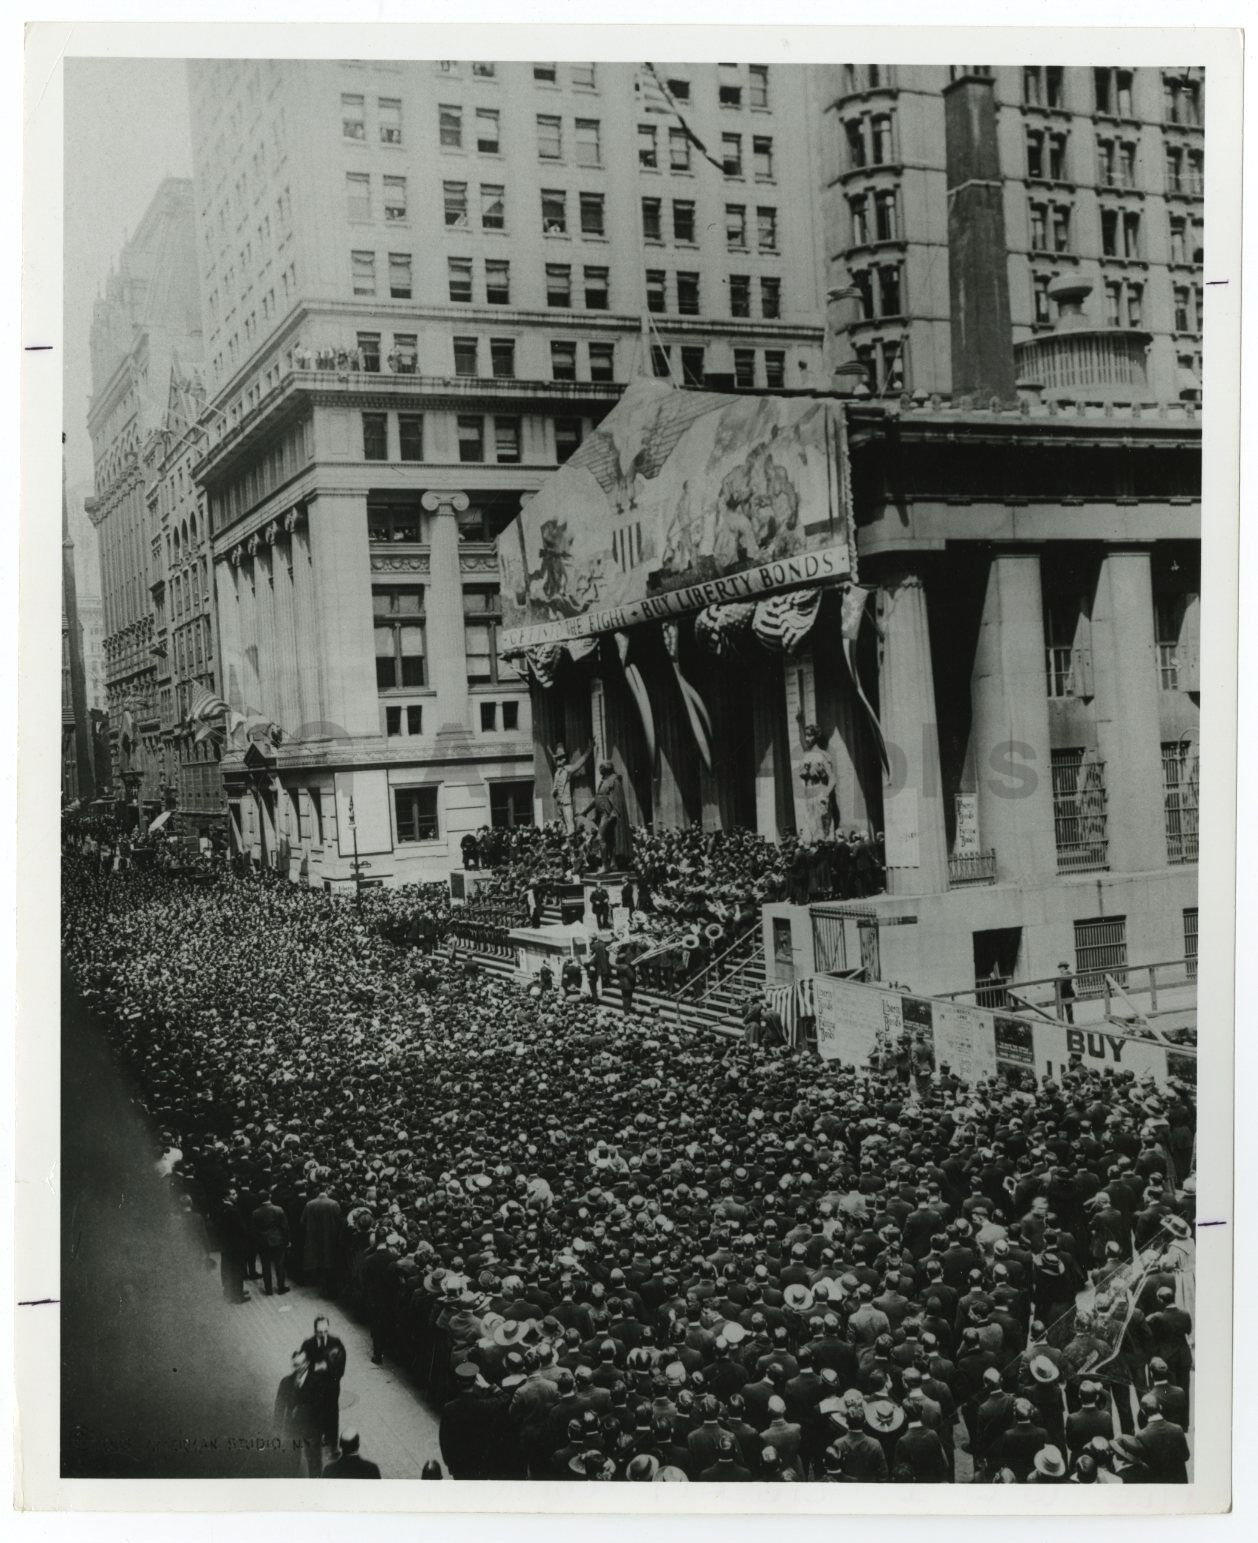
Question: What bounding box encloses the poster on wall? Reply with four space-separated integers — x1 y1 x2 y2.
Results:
994 1013 1036 1076
497 380 854 649
334 769 395 858
928 1000 1000 1085
953 793 981 856
814 974 889 1065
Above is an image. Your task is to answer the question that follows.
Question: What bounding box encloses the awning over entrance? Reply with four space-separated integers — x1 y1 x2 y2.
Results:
496 380 855 652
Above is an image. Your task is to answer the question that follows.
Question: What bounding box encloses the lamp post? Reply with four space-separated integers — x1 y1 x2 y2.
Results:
347 794 370 906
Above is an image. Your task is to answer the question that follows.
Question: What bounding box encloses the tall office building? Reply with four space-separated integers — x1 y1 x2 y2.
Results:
86 177 204 821
818 64 1204 401
185 58 826 884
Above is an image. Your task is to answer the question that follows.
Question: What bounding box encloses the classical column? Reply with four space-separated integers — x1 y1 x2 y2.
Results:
216 553 244 709
877 571 949 896
970 550 1057 885
306 491 378 738
421 490 471 736
1091 546 1166 873
751 657 789 842
284 508 322 733
265 518 300 736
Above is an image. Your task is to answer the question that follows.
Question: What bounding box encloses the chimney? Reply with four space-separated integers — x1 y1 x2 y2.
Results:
943 70 1017 403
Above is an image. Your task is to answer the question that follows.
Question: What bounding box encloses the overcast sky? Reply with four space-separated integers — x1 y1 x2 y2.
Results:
63 58 193 506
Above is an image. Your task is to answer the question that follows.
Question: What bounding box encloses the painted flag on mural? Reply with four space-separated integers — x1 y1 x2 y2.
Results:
637 64 727 172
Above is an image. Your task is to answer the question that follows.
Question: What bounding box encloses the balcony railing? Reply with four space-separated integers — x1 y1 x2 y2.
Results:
948 849 998 887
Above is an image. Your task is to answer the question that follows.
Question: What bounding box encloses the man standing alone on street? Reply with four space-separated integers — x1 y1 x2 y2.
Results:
251 1187 291 1296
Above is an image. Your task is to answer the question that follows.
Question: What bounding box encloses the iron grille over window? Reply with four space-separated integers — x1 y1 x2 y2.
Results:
1051 749 1109 872
1073 914 1128 996
1162 741 1200 864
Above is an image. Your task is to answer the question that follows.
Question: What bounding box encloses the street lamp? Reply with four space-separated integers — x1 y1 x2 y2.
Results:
347 794 370 906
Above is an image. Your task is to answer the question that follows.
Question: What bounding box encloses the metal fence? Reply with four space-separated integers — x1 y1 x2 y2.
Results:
1051 751 1109 873
948 849 997 887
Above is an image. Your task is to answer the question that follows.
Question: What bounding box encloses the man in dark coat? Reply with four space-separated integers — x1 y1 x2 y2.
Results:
273 1349 322 1476
1131 1395 1191 1483
250 1187 291 1296
322 1428 381 1479
616 956 637 1016
300 1315 348 1454
440 1363 519 1478
589 884 611 931
300 1185 341 1289
211 1188 251 1303
362 1235 400 1365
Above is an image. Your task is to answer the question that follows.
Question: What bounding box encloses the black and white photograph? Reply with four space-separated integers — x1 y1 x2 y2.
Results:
15 17 1242 1518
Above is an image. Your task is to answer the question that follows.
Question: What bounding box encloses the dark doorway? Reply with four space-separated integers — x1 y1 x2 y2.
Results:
973 926 1022 1007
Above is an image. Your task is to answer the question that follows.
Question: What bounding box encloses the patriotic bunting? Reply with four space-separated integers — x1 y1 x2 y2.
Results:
751 587 823 654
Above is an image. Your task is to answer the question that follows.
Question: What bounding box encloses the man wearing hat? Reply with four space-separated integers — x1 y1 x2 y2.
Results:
440 1362 518 1479
1147 1286 1194 1391
1029 1444 1069 1484
300 1315 348 1458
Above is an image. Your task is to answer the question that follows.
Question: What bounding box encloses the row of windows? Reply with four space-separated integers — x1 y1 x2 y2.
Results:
840 103 1205 195
648 344 787 391
1031 271 1203 334
372 583 514 690
384 698 522 740
1024 199 1202 263
432 61 595 89
638 124 775 181
1022 65 1202 126
360 411 592 466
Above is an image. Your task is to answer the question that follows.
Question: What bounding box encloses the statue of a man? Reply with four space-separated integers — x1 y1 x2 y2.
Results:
581 761 632 872
797 721 837 843
547 743 591 835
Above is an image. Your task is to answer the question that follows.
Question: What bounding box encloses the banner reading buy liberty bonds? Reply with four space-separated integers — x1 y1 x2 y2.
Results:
811 974 1190 1090
496 378 854 651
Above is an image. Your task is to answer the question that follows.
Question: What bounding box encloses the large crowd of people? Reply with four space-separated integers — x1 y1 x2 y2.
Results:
61 833 1196 1484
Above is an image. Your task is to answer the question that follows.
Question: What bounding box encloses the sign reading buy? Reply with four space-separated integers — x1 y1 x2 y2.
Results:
811 973 1189 1090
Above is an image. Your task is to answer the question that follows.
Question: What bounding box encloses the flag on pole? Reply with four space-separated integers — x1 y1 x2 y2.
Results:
188 682 231 722
637 64 726 172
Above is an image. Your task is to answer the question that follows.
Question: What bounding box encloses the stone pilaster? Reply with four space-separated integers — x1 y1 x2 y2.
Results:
421 490 471 736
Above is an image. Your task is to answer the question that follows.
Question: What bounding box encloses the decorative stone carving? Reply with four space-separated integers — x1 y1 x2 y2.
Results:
420 490 470 514
370 554 431 574
459 553 500 573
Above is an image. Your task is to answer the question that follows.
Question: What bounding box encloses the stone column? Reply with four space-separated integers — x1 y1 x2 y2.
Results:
306 491 378 738
215 554 244 708
265 518 300 736
877 571 949 895
751 657 790 841
970 550 1057 885
421 490 471 737
1091 547 1166 873
284 508 322 733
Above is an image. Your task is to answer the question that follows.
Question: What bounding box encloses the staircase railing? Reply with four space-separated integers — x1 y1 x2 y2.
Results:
672 935 767 1030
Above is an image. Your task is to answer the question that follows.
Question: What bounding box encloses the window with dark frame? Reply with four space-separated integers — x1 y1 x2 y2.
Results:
457 415 485 462
361 412 388 461
453 336 478 376
490 338 516 378
734 348 756 388
388 251 412 297
463 583 507 685
475 107 500 154
642 197 663 242
448 255 474 303
541 188 567 233
373 585 426 689
579 192 605 237
555 417 583 461
550 339 577 380
546 263 572 307
480 183 505 229
395 785 439 842
439 104 463 149
584 265 609 310
485 258 510 303
588 341 614 381
494 417 521 465
398 415 423 462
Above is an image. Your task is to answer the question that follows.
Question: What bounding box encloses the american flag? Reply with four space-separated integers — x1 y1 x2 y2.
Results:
764 975 817 1048
188 682 231 722
751 588 823 655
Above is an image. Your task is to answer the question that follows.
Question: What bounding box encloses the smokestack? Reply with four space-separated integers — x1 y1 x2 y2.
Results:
943 70 1016 403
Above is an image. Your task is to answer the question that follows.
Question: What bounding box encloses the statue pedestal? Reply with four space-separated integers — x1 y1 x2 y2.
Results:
508 922 591 977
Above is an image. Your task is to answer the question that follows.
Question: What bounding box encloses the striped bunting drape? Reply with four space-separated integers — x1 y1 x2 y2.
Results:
763 975 817 1048
750 587 824 654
